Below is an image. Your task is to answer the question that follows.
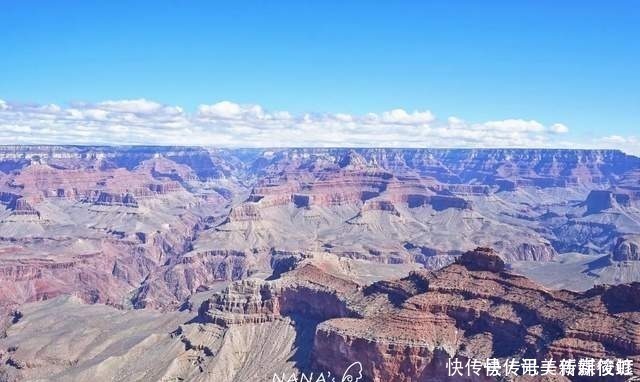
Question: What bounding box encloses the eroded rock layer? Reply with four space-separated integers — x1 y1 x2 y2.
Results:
204 248 640 381
0 146 638 313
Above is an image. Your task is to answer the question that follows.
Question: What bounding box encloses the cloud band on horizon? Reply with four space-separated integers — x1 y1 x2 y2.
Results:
0 98 637 155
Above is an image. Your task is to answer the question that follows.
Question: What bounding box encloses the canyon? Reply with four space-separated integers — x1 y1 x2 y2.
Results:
0 146 639 381
1 248 639 381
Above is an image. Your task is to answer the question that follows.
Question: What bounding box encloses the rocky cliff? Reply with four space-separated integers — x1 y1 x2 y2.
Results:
0 146 638 312
613 236 640 261
183 248 640 381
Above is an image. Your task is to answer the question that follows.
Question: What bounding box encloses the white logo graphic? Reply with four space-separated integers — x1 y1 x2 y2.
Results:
272 361 364 382
341 362 363 382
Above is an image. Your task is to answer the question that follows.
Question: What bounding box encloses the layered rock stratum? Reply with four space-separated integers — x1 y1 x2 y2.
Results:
1 248 639 381
0 146 639 380
0 146 638 308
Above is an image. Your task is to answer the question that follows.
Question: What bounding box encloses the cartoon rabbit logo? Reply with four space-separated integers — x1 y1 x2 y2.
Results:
341 362 363 382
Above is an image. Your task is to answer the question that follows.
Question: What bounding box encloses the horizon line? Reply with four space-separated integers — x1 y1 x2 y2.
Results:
0 144 635 154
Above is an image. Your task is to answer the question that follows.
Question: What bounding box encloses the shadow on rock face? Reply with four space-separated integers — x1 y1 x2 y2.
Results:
287 315 322 372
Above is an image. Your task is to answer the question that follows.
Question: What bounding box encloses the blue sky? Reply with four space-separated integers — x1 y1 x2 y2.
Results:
0 1 638 151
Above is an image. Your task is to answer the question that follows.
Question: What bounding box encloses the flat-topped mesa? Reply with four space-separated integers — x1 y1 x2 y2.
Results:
253 171 394 209
2 160 184 205
36 181 181 204
584 189 631 214
388 191 472 211
252 181 302 200
430 183 491 195
200 279 280 326
362 200 400 215
271 175 473 211
455 247 505 272
0 192 41 217
139 156 199 182
82 191 139 208
144 182 182 195
8 198 40 217
196 266 359 327
429 194 471 211
225 203 262 222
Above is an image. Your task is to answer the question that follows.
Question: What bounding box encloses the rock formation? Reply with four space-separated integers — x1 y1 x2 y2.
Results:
0 146 637 315
214 248 639 381
613 236 640 261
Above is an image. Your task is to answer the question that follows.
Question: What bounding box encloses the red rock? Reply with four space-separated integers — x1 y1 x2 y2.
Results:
193 248 640 381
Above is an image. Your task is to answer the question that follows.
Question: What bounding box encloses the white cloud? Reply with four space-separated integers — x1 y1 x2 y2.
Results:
483 119 545 133
599 135 640 155
549 123 569 134
0 98 635 155
198 101 243 119
98 99 163 114
380 109 435 124
447 116 464 125
602 135 628 143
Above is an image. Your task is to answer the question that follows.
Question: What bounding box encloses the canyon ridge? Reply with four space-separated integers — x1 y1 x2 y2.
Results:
0 146 639 381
